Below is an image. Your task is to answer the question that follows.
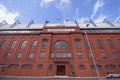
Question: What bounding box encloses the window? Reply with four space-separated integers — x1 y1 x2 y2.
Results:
56 53 60 58
0 64 6 68
114 53 119 59
118 65 120 69
8 64 19 68
75 40 81 48
118 39 120 44
41 40 47 48
21 40 27 49
69 64 74 72
105 65 116 69
49 64 53 71
38 64 43 69
79 65 85 70
61 53 67 58
102 53 107 59
22 64 32 69
16 53 22 59
68 53 72 58
51 53 55 58
89 53 94 59
96 39 103 49
31 40 38 49
10 40 17 49
52 40 70 49
0 40 7 49
86 40 91 49
107 39 115 49
91 65 102 70
39 52 45 58
5 53 11 59
77 53 83 58
28 53 34 59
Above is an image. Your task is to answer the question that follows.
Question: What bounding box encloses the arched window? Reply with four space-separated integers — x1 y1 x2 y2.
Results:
0 40 7 49
91 65 102 70
20 40 27 49
38 64 43 69
52 40 70 49
105 65 116 69
31 40 38 49
21 64 32 69
86 39 91 49
8 64 19 68
107 39 115 49
79 65 85 70
10 40 17 49
96 39 103 49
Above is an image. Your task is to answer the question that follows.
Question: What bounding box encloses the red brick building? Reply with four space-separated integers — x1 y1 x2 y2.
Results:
0 21 120 77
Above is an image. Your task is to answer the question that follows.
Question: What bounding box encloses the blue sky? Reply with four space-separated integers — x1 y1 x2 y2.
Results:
0 0 120 24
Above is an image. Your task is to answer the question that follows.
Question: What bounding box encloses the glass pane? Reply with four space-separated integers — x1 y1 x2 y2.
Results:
75 40 81 48
21 40 27 49
8 64 19 68
40 52 45 58
96 39 103 49
16 53 22 59
31 40 37 49
62 41 67 49
114 53 119 59
6 53 11 59
10 40 17 49
68 53 72 58
49 64 53 71
55 41 61 49
56 53 60 58
41 40 47 48
29 53 34 59
62 53 67 58
38 64 43 69
77 53 83 58
102 53 107 59
107 39 115 49
79 65 85 69
22 64 32 69
0 64 6 68
0 40 7 49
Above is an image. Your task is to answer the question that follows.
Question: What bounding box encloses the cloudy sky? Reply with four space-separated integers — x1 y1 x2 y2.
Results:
0 0 120 24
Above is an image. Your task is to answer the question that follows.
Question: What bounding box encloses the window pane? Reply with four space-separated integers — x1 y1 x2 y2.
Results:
38 64 43 69
55 41 61 49
62 53 67 58
89 53 94 59
77 53 83 58
79 65 85 70
107 39 115 49
68 53 72 58
10 40 17 49
0 64 6 68
0 40 7 49
22 64 32 69
41 40 47 48
102 53 107 59
31 40 37 49
61 41 67 49
16 53 22 59
6 53 11 59
40 52 45 58
21 40 27 49
49 64 53 71
96 39 103 49
56 53 60 58
75 40 81 48
69 64 74 72
8 64 19 68
29 53 34 59
114 53 119 59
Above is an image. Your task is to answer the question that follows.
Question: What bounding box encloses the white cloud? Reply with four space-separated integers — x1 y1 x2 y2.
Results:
94 14 106 23
40 0 54 8
77 17 88 23
91 0 104 19
55 0 71 12
0 4 19 24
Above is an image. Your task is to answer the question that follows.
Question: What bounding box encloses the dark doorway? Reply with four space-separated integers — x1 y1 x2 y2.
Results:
57 65 65 75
